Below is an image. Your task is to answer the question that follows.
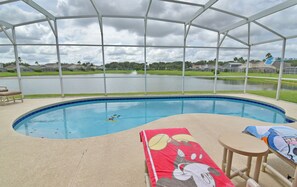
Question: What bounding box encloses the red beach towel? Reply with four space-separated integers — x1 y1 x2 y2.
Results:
140 128 234 187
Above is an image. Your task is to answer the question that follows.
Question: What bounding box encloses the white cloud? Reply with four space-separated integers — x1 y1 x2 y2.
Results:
58 18 101 44
0 2 44 25
0 0 296 64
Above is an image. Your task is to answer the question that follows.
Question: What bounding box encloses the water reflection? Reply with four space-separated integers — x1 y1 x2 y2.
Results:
14 97 289 139
2 74 297 94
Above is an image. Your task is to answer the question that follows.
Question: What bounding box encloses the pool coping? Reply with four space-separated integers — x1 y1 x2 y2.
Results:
1 93 297 187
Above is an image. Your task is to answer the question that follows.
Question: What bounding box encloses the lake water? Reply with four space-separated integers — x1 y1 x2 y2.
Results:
0 74 293 95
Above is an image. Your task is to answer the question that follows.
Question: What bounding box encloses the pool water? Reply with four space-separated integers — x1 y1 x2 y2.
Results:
13 96 292 139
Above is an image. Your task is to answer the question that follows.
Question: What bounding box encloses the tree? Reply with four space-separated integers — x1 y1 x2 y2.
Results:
238 57 245 63
35 61 39 65
266 53 272 59
77 61 81 65
234 57 238 62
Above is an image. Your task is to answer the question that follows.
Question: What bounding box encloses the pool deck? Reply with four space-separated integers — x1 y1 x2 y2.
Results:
1 93 297 187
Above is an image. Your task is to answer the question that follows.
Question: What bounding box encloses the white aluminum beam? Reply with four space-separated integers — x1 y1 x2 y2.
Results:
217 47 249 50
89 0 106 95
22 0 55 20
0 0 19 5
144 0 152 95
14 18 47 27
211 7 247 19
147 17 184 24
276 39 286 100
161 0 247 19
253 21 285 39
47 18 56 37
0 20 13 28
185 0 218 25
218 31 228 47
57 15 97 20
12 27 23 95
213 32 220 94
90 0 102 18
0 44 13 46
286 34 297 39
220 0 297 33
14 43 56 46
13 43 248 49
244 23 251 93
226 34 249 46
251 38 283 46
145 0 153 17
191 23 218 32
160 0 204 7
103 15 143 19
54 20 64 97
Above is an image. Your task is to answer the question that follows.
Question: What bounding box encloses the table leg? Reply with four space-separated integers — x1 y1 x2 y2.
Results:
253 155 263 182
262 153 268 172
222 148 227 172
226 150 233 178
246 156 252 177
292 166 297 187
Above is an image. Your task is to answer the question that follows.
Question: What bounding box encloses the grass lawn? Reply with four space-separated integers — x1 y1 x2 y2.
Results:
247 90 297 103
24 90 242 99
24 90 297 104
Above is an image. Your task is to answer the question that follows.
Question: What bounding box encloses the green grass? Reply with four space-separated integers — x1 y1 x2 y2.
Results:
23 90 297 104
2 70 297 79
247 90 297 103
24 90 297 104
24 90 244 99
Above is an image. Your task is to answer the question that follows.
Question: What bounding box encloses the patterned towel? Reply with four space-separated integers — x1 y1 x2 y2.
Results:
243 126 297 163
140 128 234 187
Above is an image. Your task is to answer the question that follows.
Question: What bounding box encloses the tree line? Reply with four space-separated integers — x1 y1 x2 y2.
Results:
105 60 220 70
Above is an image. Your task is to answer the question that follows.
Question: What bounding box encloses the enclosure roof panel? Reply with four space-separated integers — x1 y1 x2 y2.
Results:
0 0 296 41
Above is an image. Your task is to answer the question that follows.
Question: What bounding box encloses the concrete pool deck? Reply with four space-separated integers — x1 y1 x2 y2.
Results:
1 93 297 187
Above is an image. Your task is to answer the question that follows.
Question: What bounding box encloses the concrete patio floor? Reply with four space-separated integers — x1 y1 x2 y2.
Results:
1 94 297 187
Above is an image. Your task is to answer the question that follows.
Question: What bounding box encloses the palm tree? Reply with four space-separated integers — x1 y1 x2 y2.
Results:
234 57 238 62
266 53 272 59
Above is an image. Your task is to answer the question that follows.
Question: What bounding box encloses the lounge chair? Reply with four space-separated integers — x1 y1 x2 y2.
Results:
0 86 23 105
243 126 297 186
139 128 235 187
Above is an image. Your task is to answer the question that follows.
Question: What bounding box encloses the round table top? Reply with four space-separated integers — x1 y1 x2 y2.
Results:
218 133 268 156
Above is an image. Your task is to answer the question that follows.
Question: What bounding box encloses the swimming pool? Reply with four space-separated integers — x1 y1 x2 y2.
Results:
13 96 293 139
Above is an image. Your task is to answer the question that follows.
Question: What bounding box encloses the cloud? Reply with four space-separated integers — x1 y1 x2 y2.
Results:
0 2 44 25
146 48 183 63
56 0 96 16
148 0 200 22
58 18 102 44
0 0 297 65
94 0 148 16
15 22 55 44
0 46 15 62
105 47 143 63
193 9 243 31
213 0 284 17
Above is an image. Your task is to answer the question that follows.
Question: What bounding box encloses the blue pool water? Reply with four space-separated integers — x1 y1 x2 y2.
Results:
13 96 293 139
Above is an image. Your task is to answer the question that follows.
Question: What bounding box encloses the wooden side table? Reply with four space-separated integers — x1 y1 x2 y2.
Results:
218 133 268 182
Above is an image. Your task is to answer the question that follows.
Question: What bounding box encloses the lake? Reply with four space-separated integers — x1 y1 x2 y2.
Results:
0 74 293 95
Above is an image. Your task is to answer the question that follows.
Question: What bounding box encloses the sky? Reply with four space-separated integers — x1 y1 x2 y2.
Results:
0 0 296 66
